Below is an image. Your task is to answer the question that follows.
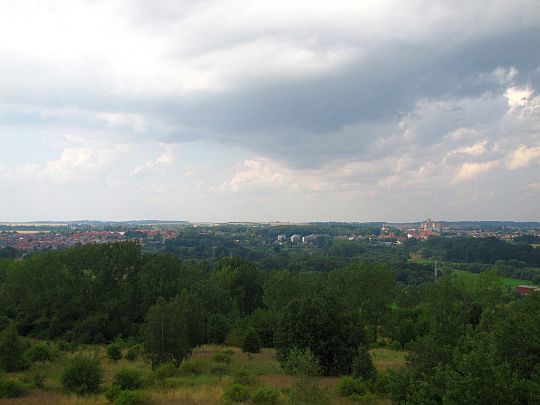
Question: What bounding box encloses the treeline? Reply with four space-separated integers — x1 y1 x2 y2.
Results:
417 236 540 266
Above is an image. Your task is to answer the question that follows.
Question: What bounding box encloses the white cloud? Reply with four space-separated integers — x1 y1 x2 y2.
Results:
454 161 500 182
506 145 540 170
132 144 177 175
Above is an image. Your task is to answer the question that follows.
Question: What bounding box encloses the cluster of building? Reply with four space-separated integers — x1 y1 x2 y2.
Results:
0 229 177 252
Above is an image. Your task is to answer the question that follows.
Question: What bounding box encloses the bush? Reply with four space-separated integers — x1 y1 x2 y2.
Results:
212 352 231 364
0 377 26 398
107 343 123 363
209 363 229 376
0 322 28 372
113 369 144 390
338 376 368 397
223 383 250 403
28 367 46 388
232 368 255 385
153 362 179 386
57 340 78 352
349 391 378 403
26 343 59 363
351 346 376 381
242 328 261 354
61 353 103 395
105 385 121 403
125 346 140 362
252 386 279 404
180 359 206 375
283 348 321 377
114 389 147 405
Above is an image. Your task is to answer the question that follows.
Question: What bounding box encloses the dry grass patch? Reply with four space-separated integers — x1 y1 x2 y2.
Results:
370 348 408 372
148 385 223 405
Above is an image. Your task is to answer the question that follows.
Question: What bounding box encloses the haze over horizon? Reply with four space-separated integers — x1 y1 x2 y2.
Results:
1 1 539 222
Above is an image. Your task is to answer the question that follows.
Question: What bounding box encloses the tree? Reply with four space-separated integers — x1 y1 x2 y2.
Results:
242 328 261 354
107 343 122 363
275 296 365 376
0 322 27 372
142 297 191 369
61 353 103 395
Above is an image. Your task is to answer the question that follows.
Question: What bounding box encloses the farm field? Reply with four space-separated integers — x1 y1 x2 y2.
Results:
0 344 406 404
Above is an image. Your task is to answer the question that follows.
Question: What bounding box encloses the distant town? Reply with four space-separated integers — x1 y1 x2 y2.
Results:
1 219 539 254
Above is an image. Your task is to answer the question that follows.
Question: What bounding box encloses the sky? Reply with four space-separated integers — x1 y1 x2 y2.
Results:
1 0 539 222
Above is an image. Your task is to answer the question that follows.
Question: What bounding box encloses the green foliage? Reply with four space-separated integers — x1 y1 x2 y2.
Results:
251 386 279 404
114 389 147 405
153 362 179 386
0 322 28 372
25 342 59 363
105 385 121 403
207 314 231 344
180 359 207 375
351 345 376 381
209 363 229 376
212 351 231 364
242 327 261 354
113 368 144 390
338 377 368 397
283 347 321 377
142 297 192 369
0 377 26 398
223 383 250 403
125 345 140 362
28 366 47 388
61 353 103 395
107 343 123 363
232 368 255 385
276 296 364 375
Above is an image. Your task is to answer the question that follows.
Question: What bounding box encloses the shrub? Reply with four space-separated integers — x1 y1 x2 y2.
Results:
0 377 26 398
61 353 103 395
125 346 140 362
0 322 28 372
209 363 229 376
351 346 376 381
349 391 378 403
29 367 46 388
113 368 144 390
26 343 59 363
338 376 368 397
233 368 255 385
114 389 147 405
242 328 261 354
212 352 231 364
283 348 321 377
252 386 279 404
153 362 179 386
105 385 121 403
107 343 123 363
223 383 250 403
180 359 206 375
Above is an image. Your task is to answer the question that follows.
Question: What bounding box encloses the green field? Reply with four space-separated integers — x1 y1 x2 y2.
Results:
451 269 534 288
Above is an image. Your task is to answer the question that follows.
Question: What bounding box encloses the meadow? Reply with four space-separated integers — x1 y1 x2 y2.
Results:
0 344 406 404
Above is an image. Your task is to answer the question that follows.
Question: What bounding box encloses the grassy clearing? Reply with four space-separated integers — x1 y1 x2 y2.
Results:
1 345 405 404
451 269 534 288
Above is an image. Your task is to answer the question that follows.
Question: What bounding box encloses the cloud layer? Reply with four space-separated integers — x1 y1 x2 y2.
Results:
0 0 539 221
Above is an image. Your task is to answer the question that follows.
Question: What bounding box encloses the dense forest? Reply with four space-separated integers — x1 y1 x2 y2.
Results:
0 239 539 403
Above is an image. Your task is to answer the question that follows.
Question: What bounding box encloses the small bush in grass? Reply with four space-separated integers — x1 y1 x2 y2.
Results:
212 352 231 364
125 346 140 362
209 363 229 376
180 359 206 375
61 353 103 395
0 377 26 398
252 386 279 404
107 343 123 363
25 342 59 363
351 346 376 381
338 376 368 397
58 340 77 352
28 367 46 388
223 383 250 403
242 328 261 354
105 385 121 403
113 368 144 390
153 362 179 386
232 368 255 385
114 389 147 405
